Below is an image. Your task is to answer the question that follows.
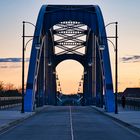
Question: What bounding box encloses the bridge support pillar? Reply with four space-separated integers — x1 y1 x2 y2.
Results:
24 89 34 112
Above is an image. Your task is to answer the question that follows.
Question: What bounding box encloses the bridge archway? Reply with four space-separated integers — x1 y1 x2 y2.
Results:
56 60 84 105
56 59 84 94
24 5 115 112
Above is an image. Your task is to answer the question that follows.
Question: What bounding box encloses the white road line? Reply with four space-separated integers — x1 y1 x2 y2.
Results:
69 106 74 140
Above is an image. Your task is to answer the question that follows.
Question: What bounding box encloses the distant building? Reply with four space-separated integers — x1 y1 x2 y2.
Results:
123 88 140 98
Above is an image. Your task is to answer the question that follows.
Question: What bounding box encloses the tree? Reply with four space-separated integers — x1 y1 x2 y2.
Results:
0 81 4 91
5 83 14 90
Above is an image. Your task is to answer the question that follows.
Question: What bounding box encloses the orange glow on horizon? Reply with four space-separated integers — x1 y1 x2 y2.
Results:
0 60 140 94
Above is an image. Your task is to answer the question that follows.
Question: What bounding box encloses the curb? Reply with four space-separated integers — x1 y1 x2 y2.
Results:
91 106 140 134
0 113 35 134
0 106 48 134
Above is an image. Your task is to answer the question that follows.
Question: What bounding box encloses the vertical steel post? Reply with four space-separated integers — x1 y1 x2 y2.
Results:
21 21 25 113
115 22 118 114
93 35 97 105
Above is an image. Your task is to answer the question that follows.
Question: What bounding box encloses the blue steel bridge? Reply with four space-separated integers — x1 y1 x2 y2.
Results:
1 5 140 140
24 5 115 112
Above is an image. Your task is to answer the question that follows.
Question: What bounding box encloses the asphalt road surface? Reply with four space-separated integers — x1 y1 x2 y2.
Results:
0 106 139 140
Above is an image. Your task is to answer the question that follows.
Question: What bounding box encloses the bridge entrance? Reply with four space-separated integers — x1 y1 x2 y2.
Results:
56 60 84 106
24 5 115 112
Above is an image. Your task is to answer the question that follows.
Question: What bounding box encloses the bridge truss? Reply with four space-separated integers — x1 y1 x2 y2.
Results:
24 5 115 112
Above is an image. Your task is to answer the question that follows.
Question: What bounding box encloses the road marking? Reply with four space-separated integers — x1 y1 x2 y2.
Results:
69 106 74 140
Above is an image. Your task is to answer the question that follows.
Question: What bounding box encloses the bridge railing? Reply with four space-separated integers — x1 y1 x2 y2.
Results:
0 97 22 110
118 97 140 110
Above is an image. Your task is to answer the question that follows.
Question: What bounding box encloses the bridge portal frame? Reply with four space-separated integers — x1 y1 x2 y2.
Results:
24 5 115 112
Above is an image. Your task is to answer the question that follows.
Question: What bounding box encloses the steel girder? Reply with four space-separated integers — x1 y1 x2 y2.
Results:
24 5 115 112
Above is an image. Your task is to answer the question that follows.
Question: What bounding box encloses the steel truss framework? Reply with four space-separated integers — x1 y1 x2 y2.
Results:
24 5 115 112
53 21 87 55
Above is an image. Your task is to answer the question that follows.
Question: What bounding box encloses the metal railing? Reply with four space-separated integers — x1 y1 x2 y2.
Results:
0 97 22 109
118 97 140 110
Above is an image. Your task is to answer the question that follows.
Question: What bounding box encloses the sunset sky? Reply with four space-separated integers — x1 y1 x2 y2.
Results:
0 0 140 94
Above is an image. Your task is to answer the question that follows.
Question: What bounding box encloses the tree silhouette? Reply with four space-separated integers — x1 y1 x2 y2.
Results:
0 81 4 91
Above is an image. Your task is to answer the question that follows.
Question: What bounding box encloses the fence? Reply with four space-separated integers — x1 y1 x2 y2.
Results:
118 97 140 110
0 97 22 109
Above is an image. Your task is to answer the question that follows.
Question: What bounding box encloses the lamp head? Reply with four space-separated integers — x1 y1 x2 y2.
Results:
99 45 105 51
35 44 41 50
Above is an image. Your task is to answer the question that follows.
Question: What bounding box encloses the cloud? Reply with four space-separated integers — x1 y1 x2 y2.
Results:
9 65 21 68
0 58 29 69
121 55 140 63
0 58 29 63
0 66 8 68
0 65 21 69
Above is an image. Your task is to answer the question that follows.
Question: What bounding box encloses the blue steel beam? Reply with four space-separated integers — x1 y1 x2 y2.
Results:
24 6 46 112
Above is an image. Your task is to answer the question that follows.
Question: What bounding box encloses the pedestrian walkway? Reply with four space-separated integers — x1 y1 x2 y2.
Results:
92 106 140 133
0 106 47 133
0 109 34 133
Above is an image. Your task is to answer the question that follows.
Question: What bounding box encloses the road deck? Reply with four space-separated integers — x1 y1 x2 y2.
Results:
0 106 140 140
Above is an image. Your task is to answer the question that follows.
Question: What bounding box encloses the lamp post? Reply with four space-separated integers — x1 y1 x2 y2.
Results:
115 22 118 114
21 21 36 113
21 21 25 113
103 22 118 114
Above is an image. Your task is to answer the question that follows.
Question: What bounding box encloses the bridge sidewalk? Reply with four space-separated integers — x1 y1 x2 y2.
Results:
92 106 140 134
0 106 47 133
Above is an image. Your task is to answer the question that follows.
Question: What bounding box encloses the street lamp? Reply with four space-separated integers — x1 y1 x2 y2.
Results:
21 21 37 113
100 22 118 114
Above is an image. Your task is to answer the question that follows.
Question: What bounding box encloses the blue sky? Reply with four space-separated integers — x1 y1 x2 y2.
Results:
0 0 140 92
0 0 140 57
